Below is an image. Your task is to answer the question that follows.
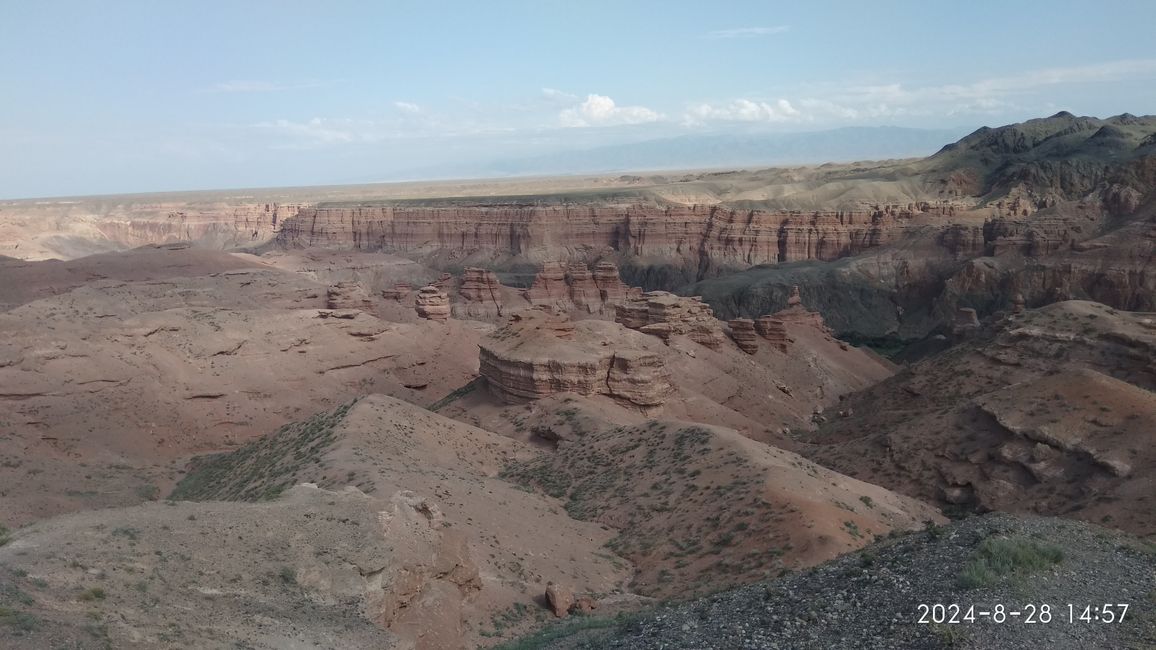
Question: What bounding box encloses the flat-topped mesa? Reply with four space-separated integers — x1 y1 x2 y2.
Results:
728 318 759 354
326 282 373 311
457 267 505 317
414 285 450 321
478 309 672 407
616 291 726 349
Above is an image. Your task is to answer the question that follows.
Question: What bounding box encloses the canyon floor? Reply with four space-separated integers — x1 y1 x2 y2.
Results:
1 113 1155 649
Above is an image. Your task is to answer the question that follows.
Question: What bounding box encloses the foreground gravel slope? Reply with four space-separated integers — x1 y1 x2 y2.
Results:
525 513 1155 650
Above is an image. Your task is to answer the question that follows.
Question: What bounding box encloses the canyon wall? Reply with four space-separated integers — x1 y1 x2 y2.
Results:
276 204 923 272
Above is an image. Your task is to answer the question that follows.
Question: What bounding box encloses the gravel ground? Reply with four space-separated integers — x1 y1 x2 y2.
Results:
533 513 1155 649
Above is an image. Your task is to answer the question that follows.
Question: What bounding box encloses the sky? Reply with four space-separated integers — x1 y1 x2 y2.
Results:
2 0 1156 198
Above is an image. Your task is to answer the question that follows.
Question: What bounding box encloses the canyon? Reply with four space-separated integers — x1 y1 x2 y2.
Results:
2 113 1155 649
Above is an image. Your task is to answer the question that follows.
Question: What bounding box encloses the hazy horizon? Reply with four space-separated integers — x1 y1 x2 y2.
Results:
3 1 1156 198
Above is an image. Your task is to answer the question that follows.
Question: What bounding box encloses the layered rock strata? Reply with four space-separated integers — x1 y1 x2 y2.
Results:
728 318 759 354
616 291 727 349
526 260 638 315
457 267 505 318
415 286 450 321
381 283 412 301
754 316 790 352
479 310 672 407
276 205 913 267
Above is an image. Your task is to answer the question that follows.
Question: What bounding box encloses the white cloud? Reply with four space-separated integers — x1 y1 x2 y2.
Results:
541 87 578 103
702 26 789 39
393 101 422 114
684 98 801 124
559 94 663 127
253 118 360 147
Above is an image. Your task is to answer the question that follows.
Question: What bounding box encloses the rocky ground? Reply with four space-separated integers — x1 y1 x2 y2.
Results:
802 300 1156 536
522 513 1156 650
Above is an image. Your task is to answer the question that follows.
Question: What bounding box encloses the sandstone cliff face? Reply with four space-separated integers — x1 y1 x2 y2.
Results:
276 204 916 271
478 310 672 407
453 267 505 320
94 203 300 252
525 260 638 316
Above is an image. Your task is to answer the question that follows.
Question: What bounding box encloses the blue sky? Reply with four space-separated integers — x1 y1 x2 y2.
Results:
3 0 1156 198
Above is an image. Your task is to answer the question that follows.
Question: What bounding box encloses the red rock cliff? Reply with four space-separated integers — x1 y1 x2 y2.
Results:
276 204 915 268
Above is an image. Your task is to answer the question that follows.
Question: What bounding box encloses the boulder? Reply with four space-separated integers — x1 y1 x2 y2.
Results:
545 582 574 618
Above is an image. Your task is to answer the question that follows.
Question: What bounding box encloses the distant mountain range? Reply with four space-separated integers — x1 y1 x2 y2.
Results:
401 126 972 179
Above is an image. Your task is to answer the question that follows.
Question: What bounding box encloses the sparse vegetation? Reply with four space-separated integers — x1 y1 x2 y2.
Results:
957 535 1064 589
170 400 358 502
78 587 107 601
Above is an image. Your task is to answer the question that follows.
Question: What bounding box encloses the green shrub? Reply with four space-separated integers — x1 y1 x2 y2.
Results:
957 535 1064 589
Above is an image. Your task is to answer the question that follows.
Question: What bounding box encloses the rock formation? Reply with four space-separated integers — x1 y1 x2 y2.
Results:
565 263 599 312
728 318 759 354
381 283 412 301
456 267 505 318
479 310 672 407
414 285 450 321
1011 293 1025 314
526 261 569 308
525 260 637 316
951 307 981 337
771 286 830 331
592 260 631 304
616 291 726 349
326 281 373 311
754 316 790 352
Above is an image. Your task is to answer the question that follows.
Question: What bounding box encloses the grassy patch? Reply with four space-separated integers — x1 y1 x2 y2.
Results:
170 400 357 502
957 535 1064 589
0 607 38 634
78 587 107 602
491 613 632 650
0 523 9 546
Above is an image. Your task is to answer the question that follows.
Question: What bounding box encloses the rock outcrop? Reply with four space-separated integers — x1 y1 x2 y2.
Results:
381 283 413 301
754 316 790 352
728 318 759 354
525 260 637 316
455 267 505 319
415 286 450 321
326 281 373 311
479 310 672 407
616 292 726 349
770 285 830 331
592 260 632 304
